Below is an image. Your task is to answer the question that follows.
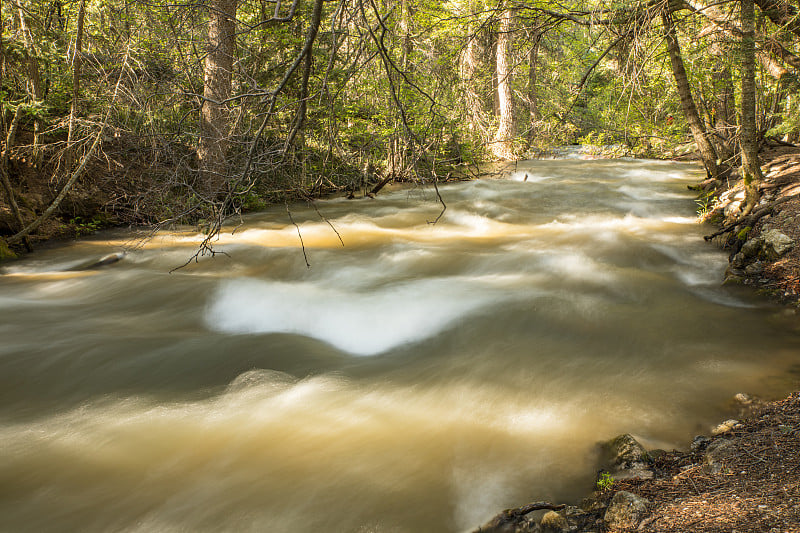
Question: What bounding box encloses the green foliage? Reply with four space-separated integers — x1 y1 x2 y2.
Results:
596 472 615 491
69 215 109 237
696 192 717 218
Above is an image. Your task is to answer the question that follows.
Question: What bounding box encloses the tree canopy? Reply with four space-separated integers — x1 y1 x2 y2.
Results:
1 0 799 248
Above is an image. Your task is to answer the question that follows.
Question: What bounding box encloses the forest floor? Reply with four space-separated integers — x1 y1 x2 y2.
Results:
597 392 800 533
707 144 800 307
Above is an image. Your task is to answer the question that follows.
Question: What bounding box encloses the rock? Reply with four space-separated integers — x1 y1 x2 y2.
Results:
0 238 16 261
745 261 765 275
580 493 607 514
731 252 747 268
601 434 654 481
734 392 754 405
474 503 566 533
741 237 764 259
762 229 793 259
724 201 742 217
602 434 649 469
603 491 649 530
690 435 711 452
540 511 568 532
702 439 735 474
712 419 742 435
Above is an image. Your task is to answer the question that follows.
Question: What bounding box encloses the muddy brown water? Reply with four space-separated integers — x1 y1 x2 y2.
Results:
2 158 799 532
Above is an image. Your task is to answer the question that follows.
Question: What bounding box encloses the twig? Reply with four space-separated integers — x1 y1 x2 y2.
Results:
306 196 344 247
427 173 447 225
287 202 310 268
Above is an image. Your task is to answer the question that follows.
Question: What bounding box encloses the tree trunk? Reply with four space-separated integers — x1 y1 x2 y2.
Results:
16 2 44 167
492 5 515 160
283 0 323 157
66 0 85 172
662 11 721 180
527 33 541 145
706 21 736 167
460 18 489 138
0 108 33 251
740 0 764 215
198 0 238 195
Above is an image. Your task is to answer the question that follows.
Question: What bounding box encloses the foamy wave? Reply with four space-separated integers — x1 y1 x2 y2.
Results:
206 277 513 354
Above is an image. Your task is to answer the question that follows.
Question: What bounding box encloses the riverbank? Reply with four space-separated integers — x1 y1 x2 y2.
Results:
475 144 800 532
701 144 800 308
476 392 800 532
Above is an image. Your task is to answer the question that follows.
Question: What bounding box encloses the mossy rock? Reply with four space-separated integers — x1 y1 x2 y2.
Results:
736 226 752 241
0 238 17 261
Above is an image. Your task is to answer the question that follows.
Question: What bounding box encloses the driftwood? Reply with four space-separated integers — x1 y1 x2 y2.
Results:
704 195 795 241
474 501 566 532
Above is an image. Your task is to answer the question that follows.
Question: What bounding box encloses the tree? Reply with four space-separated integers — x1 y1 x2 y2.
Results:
740 0 764 215
198 0 238 195
491 4 515 160
662 10 722 181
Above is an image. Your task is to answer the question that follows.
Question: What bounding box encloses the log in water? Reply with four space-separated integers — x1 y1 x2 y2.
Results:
1 158 799 532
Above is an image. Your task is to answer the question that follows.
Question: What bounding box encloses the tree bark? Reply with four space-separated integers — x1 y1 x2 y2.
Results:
66 0 85 172
16 2 44 167
198 0 238 195
662 11 721 180
706 21 736 167
740 0 764 215
527 33 541 145
491 5 516 160
460 16 489 138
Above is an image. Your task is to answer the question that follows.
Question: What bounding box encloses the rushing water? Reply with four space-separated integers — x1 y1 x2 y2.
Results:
2 158 800 532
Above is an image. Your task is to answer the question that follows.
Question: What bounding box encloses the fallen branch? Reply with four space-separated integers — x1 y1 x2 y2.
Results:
703 196 795 241
475 501 566 532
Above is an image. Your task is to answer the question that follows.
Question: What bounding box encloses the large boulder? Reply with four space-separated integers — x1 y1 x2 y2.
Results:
602 434 649 468
601 434 653 480
603 491 649 530
762 229 793 259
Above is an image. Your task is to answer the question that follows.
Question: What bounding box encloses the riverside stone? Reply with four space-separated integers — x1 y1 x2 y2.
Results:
712 419 741 435
702 439 735 474
741 237 763 259
540 511 568 532
603 491 649 530
762 229 794 258
602 434 649 469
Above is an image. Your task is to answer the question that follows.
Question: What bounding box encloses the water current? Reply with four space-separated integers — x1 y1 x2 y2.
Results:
2 158 800 532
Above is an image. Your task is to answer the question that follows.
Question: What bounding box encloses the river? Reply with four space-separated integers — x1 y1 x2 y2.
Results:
1 158 799 532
